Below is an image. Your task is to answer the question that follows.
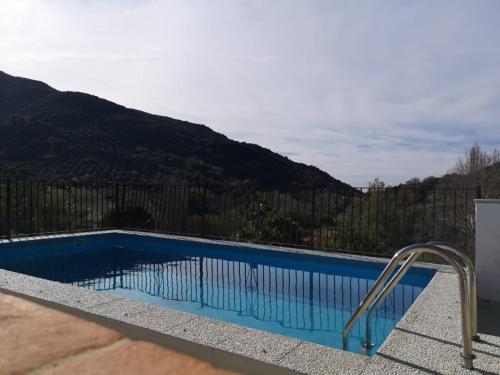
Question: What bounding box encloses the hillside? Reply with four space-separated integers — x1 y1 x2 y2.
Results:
0 71 352 191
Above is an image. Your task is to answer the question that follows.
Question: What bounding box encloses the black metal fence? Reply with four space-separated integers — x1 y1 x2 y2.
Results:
0 179 480 260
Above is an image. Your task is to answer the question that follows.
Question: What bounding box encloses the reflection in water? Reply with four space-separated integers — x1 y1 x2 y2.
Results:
0 246 424 353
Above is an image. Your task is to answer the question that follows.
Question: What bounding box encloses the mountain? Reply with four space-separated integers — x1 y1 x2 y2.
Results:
0 71 352 191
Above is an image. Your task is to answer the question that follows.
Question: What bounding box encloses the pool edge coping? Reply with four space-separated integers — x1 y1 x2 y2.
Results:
0 230 450 375
0 229 448 272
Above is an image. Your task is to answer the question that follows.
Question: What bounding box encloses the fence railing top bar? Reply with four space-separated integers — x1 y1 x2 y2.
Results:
0 179 480 191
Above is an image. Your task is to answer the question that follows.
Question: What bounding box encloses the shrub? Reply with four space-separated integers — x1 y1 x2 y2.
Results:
102 206 155 229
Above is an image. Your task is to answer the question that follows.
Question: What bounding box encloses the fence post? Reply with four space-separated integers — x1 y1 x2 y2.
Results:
114 183 120 229
201 186 207 237
310 188 316 250
475 185 482 199
121 184 127 212
6 179 12 239
115 183 120 211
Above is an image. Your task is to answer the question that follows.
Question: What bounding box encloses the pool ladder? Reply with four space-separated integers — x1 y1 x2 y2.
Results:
342 242 479 370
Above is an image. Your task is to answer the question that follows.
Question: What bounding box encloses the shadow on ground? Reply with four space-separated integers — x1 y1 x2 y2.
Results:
478 300 500 337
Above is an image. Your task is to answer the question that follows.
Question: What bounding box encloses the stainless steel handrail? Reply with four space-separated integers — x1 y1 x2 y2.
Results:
363 242 479 350
427 241 479 341
342 243 475 370
362 252 419 349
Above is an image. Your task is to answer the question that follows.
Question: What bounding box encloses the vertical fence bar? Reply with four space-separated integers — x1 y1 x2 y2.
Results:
421 188 426 243
310 188 316 249
358 187 363 253
433 189 436 240
341 189 347 249
302 191 308 247
62 182 66 232
14 180 18 235
73 182 78 232
95 183 99 230
143 184 148 228
154 184 162 232
106 183 111 228
67 183 72 233
54 181 60 232
0 179 3 237
79 183 83 231
464 189 468 252
384 188 388 254
393 188 398 250
22 180 26 235
443 189 447 240
475 185 482 200
402 188 407 229
6 179 11 239
201 186 207 237
333 189 338 251
100 183 105 230
41 181 46 234
318 189 323 250
366 188 371 247
349 189 354 252
453 189 457 244
167 185 174 232
114 183 120 228
49 182 53 233
326 188 331 250
375 189 380 248
85 182 89 230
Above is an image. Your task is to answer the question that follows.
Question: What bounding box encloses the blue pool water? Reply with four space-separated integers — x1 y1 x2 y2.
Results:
0 234 435 355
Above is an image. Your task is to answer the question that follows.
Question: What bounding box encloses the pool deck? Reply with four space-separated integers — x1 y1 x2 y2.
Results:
0 230 499 374
363 270 500 375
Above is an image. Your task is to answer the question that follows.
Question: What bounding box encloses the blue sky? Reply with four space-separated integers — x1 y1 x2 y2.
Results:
1 0 500 186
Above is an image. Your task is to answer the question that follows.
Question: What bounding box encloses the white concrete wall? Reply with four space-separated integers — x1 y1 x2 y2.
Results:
475 199 500 302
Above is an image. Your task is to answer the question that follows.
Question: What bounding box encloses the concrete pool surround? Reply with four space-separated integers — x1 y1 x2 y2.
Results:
344 242 478 370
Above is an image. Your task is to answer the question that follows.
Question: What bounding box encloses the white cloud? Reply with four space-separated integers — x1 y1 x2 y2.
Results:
1 0 500 186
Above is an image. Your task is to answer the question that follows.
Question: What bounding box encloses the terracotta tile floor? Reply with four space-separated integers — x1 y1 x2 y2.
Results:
0 293 238 375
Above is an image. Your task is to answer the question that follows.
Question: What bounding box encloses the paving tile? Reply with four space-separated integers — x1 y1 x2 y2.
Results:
278 342 370 375
0 270 59 299
169 317 248 347
0 269 121 310
217 327 302 365
0 293 122 374
124 304 198 333
43 339 237 375
57 287 122 310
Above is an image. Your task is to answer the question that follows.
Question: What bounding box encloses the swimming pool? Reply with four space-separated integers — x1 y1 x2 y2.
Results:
0 233 435 355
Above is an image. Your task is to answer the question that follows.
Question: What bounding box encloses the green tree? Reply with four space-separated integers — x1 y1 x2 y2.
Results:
235 201 306 245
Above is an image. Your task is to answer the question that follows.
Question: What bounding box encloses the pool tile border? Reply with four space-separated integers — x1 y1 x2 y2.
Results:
0 230 463 375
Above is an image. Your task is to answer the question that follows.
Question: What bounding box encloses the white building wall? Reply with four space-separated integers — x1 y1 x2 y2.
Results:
475 199 500 302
